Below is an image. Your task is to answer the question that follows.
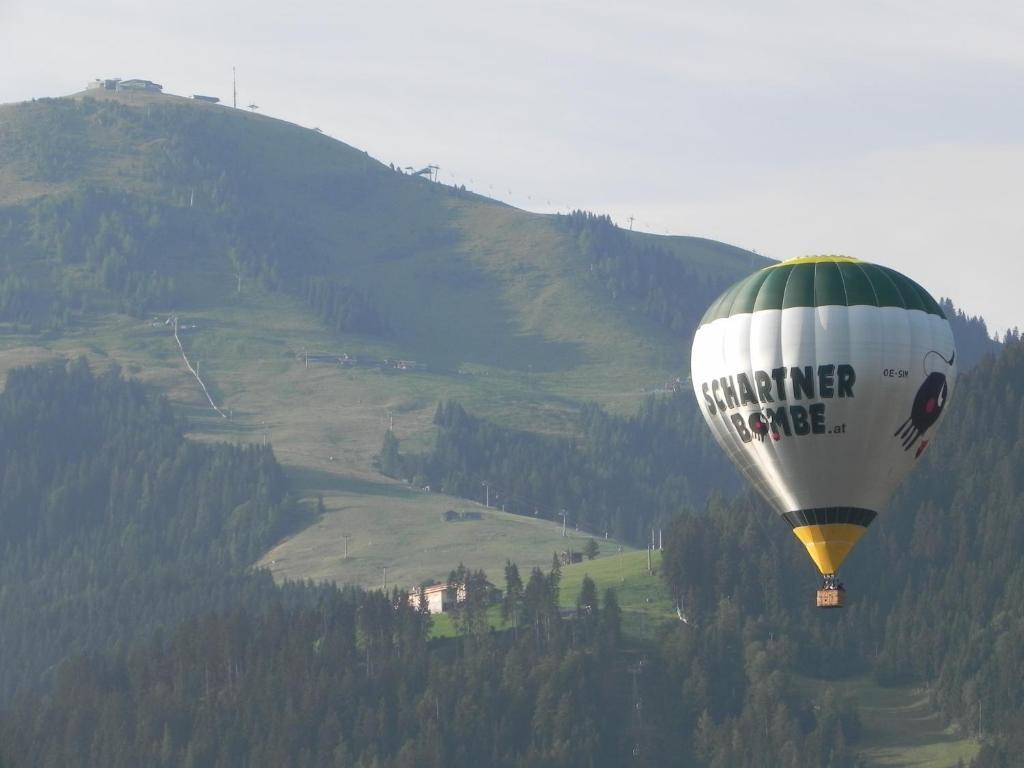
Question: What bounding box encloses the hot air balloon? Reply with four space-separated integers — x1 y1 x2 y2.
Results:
690 256 956 607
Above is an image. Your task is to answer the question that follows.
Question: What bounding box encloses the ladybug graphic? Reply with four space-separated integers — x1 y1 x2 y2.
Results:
750 413 769 442
749 412 781 443
894 351 954 457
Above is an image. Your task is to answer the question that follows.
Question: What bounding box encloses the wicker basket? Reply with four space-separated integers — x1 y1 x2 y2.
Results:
816 589 845 608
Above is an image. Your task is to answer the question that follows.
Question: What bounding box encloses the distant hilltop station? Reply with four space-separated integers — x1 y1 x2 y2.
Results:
87 77 163 93
86 78 220 103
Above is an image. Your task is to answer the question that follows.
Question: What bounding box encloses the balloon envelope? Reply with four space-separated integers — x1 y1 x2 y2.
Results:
690 256 956 575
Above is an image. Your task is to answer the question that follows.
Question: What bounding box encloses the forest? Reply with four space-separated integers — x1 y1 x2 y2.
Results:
559 210 726 337
0 96 1019 766
0 360 866 767
0 97 389 332
375 330 1023 765
382 394 738 544
0 336 1018 765
0 360 301 698
382 303 1003 547
302 275 389 336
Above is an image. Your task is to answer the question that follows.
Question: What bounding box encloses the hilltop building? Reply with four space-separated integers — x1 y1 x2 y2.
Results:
118 79 163 92
86 78 120 90
86 78 163 93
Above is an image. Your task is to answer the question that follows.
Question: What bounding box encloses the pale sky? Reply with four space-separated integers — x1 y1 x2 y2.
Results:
1 0 1020 334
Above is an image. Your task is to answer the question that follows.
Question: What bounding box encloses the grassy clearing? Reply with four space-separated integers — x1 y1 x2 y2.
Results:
428 606 510 639
559 549 676 640
257 477 631 592
796 676 979 768
427 548 672 640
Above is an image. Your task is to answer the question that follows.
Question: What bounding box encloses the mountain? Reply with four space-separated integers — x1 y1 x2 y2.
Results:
0 89 1020 766
0 91 1002 580
0 89 766 584
0 91 763 359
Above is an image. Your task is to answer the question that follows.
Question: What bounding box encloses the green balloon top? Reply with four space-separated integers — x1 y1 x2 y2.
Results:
700 255 946 327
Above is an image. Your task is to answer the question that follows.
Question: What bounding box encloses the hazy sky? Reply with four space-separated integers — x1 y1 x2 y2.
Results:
2 1 1020 333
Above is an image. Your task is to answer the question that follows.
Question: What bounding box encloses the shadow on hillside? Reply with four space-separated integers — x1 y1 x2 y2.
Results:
282 465 421 500
398 320 586 373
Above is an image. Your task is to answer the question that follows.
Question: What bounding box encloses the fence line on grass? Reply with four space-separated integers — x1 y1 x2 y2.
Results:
173 316 227 419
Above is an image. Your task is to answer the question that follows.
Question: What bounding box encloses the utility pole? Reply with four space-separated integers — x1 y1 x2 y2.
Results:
482 481 490 508
560 510 567 537
628 215 635 230
647 545 652 575
382 567 387 591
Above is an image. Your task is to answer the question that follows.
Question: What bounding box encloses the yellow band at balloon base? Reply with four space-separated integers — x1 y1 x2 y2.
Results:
791 523 868 576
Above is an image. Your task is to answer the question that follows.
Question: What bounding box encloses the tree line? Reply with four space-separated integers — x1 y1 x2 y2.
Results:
558 210 741 338
0 359 303 698
380 395 739 545
657 336 1024 766
0 97 391 335
0 359 863 766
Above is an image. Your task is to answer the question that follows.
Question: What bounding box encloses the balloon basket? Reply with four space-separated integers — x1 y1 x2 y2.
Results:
816 588 844 608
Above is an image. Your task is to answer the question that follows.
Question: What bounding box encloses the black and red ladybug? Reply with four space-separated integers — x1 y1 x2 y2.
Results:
894 351 954 457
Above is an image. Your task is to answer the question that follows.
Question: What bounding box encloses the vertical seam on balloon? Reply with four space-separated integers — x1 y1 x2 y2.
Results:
851 261 880 307
902 273 940 317
731 269 773 319
879 266 920 311
748 289 781 509
855 301 887 512
872 265 906 309
720 277 747 321
782 259 797 309
835 261 850 305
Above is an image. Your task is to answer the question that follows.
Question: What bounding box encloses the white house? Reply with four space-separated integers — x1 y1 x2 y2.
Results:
408 583 464 614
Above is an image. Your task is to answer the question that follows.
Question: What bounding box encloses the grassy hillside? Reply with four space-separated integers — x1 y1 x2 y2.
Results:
0 89 768 590
796 677 979 768
257 475 630 592
559 549 676 639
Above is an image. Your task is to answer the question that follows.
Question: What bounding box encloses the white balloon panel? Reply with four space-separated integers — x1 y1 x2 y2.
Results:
690 305 957 517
